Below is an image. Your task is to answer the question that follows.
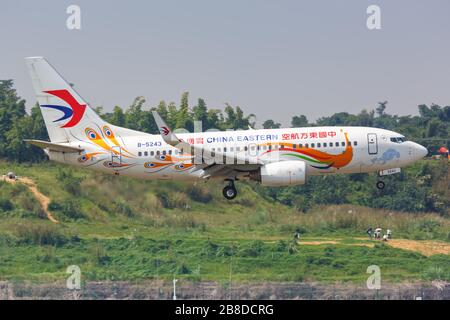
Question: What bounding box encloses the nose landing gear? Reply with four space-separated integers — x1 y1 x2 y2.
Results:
223 180 237 200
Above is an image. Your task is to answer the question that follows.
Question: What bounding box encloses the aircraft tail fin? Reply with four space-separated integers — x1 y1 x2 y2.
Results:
25 57 106 143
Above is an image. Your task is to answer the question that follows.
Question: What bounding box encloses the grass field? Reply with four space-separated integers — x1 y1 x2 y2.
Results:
0 160 449 284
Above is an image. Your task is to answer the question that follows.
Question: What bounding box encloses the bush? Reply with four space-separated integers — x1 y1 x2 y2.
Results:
14 223 68 246
157 191 191 209
239 240 264 257
422 266 445 281
114 199 134 217
49 199 84 220
0 197 13 211
56 169 84 195
187 185 213 203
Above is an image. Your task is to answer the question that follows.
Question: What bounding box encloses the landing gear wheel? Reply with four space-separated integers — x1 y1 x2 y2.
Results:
376 181 385 190
223 185 237 200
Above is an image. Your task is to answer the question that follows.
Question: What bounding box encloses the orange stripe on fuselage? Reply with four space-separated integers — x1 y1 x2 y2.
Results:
260 132 353 169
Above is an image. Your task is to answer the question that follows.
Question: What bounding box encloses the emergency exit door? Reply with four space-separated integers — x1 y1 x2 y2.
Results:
367 133 378 155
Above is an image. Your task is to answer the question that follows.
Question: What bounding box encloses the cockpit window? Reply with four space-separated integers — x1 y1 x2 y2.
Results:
390 137 406 143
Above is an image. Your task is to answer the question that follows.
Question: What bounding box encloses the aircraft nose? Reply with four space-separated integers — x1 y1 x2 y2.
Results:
412 143 428 160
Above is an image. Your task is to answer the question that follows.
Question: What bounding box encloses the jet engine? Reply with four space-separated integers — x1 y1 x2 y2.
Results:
249 161 306 186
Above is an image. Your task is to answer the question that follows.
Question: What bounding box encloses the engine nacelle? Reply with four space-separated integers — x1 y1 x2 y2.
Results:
250 161 306 186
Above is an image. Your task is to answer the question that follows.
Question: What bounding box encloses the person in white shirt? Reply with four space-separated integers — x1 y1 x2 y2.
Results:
387 229 392 239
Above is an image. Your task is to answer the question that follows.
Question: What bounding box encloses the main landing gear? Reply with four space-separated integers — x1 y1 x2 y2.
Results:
222 180 238 200
376 180 385 190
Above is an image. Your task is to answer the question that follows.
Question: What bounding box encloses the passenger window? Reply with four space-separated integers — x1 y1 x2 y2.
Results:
244 146 248 151
323 143 327 147
311 143 315 148
330 142 333 147
299 144 303 148
156 150 160 155
144 151 148 156
162 150 166 155
224 147 227 152
353 141 357 146
347 141 351 146
236 146 241 151
168 150 172 155
317 143 321 148
305 143 309 148
138 152 142 157
341 142 345 147
150 151 154 156
230 147 234 152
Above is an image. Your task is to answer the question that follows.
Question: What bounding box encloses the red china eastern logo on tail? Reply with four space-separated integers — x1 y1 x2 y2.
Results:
41 90 86 128
161 126 170 135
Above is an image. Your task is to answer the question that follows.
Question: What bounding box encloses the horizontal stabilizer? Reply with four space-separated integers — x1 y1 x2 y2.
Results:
24 139 84 153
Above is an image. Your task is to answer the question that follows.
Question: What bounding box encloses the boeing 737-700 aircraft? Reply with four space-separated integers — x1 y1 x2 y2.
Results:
25 57 428 199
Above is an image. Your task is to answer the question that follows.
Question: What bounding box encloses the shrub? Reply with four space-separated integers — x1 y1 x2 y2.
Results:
0 197 13 211
56 169 84 195
239 240 264 257
114 199 134 217
157 191 191 209
422 266 445 281
14 223 68 246
49 199 84 220
187 185 213 203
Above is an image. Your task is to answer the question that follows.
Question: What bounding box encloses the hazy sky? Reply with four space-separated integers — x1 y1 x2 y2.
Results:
1 0 450 126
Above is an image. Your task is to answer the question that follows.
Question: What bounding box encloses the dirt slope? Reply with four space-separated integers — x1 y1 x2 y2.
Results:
2 176 58 223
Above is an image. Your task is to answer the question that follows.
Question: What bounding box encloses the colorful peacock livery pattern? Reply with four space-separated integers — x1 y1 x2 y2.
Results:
144 153 194 173
260 131 353 169
80 125 137 170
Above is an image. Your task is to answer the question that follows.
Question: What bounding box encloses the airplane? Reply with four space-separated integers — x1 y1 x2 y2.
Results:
24 57 428 200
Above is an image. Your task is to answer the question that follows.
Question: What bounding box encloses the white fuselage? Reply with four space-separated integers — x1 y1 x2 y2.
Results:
48 126 427 182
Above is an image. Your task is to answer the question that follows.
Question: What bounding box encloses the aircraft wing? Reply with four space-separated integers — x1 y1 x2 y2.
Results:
151 111 262 178
24 139 84 153
194 163 261 179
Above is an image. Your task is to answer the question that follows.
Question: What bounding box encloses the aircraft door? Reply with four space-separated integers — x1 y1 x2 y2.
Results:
111 146 122 169
367 133 378 155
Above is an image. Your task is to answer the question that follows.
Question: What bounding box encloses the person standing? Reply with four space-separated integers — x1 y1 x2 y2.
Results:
366 227 373 239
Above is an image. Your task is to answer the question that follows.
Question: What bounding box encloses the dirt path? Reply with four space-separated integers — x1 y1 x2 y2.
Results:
2 176 59 223
387 239 450 256
294 238 448 256
299 240 338 245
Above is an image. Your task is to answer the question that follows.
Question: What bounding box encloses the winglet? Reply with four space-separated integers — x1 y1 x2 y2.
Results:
151 111 182 146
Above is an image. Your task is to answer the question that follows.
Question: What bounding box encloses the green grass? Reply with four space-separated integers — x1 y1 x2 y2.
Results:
0 160 449 283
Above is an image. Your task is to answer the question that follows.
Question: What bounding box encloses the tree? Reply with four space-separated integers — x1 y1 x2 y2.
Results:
376 101 387 117
125 96 146 131
0 80 27 153
155 100 168 121
176 92 192 131
110 106 126 127
291 115 308 128
192 98 208 131
262 119 281 129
